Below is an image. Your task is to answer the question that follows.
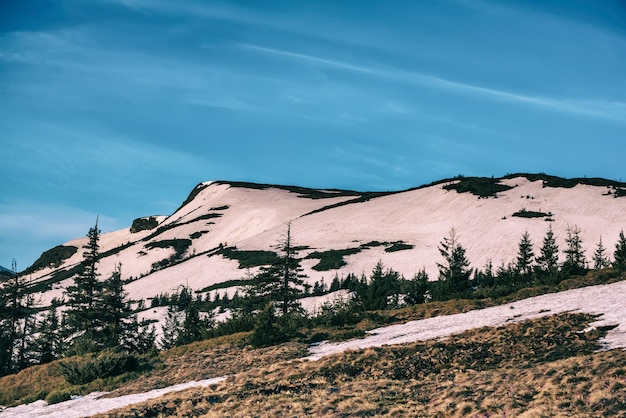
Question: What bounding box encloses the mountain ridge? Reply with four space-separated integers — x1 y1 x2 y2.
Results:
21 173 626 311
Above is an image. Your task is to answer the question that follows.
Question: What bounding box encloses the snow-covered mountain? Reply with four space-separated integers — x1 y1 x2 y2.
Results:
23 174 626 308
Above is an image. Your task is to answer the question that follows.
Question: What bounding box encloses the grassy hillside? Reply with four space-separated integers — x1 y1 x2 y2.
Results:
95 313 626 417
1 269 625 416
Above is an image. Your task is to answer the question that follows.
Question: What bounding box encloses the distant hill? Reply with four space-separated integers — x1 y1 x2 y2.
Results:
21 173 626 311
0 265 16 278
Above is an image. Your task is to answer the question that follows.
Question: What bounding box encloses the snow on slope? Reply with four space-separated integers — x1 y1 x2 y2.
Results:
26 176 626 309
0 377 226 418
308 279 626 360
2 280 624 417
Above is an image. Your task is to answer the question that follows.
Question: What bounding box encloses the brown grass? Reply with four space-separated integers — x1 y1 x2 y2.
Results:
95 313 626 417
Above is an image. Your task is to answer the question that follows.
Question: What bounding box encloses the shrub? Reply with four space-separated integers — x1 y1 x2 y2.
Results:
443 177 513 197
45 388 74 405
59 352 139 385
306 248 361 271
512 209 551 218
219 247 280 268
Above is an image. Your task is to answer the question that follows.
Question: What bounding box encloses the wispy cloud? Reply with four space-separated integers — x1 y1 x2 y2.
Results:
182 95 258 112
0 201 121 267
237 43 378 76
239 42 626 123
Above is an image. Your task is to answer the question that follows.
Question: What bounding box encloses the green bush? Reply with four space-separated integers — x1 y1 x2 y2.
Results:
306 248 361 271
512 209 551 218
443 177 513 198
219 247 280 268
45 388 74 405
59 352 139 385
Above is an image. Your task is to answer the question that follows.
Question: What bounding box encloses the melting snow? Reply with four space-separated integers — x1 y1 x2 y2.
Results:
0 377 226 418
308 279 626 360
2 280 625 417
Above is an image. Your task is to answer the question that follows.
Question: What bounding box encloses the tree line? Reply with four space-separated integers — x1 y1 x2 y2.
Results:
2 221 626 377
0 221 155 377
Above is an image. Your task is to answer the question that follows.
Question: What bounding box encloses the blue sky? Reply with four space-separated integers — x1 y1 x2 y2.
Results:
1 0 625 270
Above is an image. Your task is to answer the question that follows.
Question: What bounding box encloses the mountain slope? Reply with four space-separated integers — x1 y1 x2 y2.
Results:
24 174 626 308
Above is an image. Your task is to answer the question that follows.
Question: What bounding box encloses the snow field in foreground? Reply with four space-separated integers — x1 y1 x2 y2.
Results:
0 377 226 418
308 279 626 360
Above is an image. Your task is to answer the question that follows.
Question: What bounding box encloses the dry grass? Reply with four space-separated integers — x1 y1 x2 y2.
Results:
95 313 626 417
105 340 307 397
3 271 624 412
0 361 65 406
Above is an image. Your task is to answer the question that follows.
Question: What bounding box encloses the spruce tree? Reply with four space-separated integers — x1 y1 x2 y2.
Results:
515 231 535 278
0 261 37 375
404 268 429 305
99 263 130 349
33 299 64 364
248 222 306 315
562 225 587 276
64 220 105 354
437 228 471 295
614 230 626 271
160 306 182 350
354 262 402 310
593 237 610 269
475 259 495 289
536 225 559 283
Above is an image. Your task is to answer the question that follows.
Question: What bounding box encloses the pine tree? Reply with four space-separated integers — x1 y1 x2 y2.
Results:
248 222 306 315
99 263 130 349
159 306 182 350
404 268 429 305
0 261 37 375
475 259 495 289
437 228 471 295
515 231 535 277
354 262 402 310
64 220 105 353
158 286 210 348
536 225 559 283
176 301 214 346
562 225 587 276
33 299 64 364
593 237 610 269
614 230 626 271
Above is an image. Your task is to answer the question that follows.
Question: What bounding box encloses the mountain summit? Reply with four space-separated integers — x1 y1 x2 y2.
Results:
24 174 626 308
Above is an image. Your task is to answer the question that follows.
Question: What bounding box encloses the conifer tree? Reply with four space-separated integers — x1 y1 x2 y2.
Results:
404 268 429 305
515 231 535 278
437 228 471 294
99 263 129 349
64 220 105 353
562 225 587 276
0 261 37 375
593 237 610 269
158 286 210 348
536 225 559 283
248 222 306 315
33 299 64 364
354 262 402 310
475 259 495 288
160 306 182 350
614 230 626 271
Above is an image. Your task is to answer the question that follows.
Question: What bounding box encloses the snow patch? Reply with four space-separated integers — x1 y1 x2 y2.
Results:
307 279 626 360
0 376 227 418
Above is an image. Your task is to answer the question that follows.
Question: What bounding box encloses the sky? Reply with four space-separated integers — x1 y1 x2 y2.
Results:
1 0 625 270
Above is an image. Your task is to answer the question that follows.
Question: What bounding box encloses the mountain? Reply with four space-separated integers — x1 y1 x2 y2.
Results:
23 174 626 310
0 265 16 278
